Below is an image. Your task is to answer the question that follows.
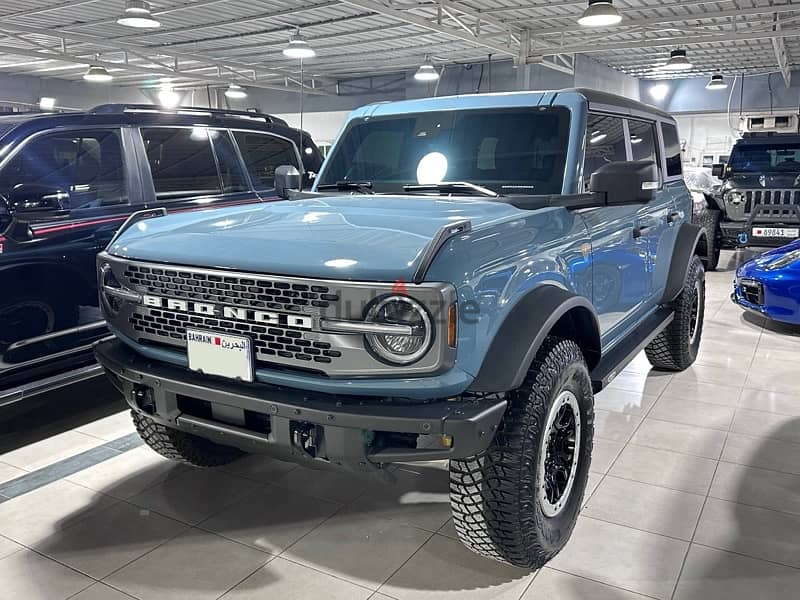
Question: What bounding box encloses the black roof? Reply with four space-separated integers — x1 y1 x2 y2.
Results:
738 131 800 143
558 88 675 122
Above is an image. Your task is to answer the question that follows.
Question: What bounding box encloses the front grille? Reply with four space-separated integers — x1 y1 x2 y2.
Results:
120 265 345 372
739 279 764 305
743 189 800 222
124 264 340 313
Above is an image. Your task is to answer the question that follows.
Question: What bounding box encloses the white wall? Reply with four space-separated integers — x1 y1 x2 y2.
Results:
273 110 351 145
674 113 740 167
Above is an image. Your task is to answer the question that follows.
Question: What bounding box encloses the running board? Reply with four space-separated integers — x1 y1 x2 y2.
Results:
590 308 674 392
0 363 104 408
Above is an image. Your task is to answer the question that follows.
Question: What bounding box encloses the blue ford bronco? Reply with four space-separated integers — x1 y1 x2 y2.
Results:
94 89 708 568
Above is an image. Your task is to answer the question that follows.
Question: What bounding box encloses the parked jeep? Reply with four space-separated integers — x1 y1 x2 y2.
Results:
711 132 800 250
0 104 322 406
94 89 708 569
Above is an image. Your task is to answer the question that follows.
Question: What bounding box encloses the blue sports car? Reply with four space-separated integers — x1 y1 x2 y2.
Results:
733 240 800 325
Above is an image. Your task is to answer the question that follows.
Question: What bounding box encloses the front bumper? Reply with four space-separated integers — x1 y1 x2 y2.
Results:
94 338 507 473
731 285 800 325
720 221 800 247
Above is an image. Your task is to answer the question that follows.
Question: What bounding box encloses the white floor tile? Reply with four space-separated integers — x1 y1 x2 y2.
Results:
75 411 135 441
648 396 736 431
660 379 742 407
271 465 368 504
593 410 642 443
672 363 748 388
738 388 800 417
722 432 800 475
0 430 105 471
589 439 625 474
70 583 138 600
730 408 800 444
548 517 688 600
0 462 26 486
710 461 800 516
605 371 672 398
610 444 717 496
673 544 800 600
221 557 372 600
0 535 22 561
523 568 652 600
593 387 658 417
583 475 705 540
105 528 270 600
0 548 93 600
694 497 800 568
379 534 535 600
630 418 727 459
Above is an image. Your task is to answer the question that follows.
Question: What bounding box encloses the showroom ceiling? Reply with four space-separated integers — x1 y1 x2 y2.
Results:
0 0 798 94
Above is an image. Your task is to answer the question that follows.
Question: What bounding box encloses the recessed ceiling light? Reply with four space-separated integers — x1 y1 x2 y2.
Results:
578 0 622 27
414 58 440 82
661 49 692 71
117 0 160 28
706 74 728 90
224 84 247 99
158 84 181 108
83 65 113 82
282 30 316 59
649 83 670 100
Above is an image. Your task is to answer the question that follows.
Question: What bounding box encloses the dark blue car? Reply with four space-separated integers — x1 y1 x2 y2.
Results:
733 239 800 325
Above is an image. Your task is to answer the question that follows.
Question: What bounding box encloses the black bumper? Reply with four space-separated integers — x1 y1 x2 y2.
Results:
94 339 506 472
720 221 799 247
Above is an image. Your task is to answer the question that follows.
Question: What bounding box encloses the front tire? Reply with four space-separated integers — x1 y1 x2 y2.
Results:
645 255 705 371
132 411 243 467
696 209 722 271
449 337 594 569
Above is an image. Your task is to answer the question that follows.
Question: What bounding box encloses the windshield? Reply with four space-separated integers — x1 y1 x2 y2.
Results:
318 107 570 195
729 142 800 173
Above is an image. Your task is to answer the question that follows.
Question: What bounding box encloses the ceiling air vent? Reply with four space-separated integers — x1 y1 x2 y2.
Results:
743 114 799 133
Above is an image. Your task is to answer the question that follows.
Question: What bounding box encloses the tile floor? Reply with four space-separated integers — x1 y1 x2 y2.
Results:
1 250 799 600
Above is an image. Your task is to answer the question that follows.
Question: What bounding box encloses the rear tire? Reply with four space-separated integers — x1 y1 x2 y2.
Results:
645 255 705 371
449 337 594 569
132 411 243 467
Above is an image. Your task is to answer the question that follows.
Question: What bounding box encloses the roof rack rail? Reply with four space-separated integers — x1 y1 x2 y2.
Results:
88 104 287 126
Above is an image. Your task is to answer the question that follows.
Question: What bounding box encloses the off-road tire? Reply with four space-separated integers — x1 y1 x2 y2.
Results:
696 209 722 271
132 410 243 467
449 337 594 569
645 255 705 371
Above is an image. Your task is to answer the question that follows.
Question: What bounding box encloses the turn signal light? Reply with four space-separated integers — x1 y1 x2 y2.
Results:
447 303 457 348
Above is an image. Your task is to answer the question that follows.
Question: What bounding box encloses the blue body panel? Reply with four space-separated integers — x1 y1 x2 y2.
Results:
107 89 687 398
734 240 800 325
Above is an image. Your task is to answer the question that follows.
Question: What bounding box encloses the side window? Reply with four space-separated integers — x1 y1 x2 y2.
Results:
0 129 127 210
233 132 298 191
141 127 222 200
661 123 683 177
209 130 248 194
627 120 658 164
584 114 627 191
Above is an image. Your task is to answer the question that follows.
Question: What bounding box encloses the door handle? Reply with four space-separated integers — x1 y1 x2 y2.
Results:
667 211 681 224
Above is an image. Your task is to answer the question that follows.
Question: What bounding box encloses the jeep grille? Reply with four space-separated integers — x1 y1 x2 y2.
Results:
742 189 800 223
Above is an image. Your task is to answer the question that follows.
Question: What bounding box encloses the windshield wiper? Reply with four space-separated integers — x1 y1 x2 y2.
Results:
317 181 375 194
403 181 499 198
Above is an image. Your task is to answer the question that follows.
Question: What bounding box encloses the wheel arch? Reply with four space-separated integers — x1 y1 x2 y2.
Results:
661 222 706 304
469 285 601 393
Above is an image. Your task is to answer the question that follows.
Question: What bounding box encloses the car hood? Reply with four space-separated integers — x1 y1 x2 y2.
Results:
739 239 800 276
108 195 522 281
727 173 800 189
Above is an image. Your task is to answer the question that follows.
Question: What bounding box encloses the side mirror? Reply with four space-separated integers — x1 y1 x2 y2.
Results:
8 183 69 213
274 165 301 199
711 163 727 178
590 160 658 205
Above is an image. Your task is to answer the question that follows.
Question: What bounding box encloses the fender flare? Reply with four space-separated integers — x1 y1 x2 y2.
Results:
660 222 706 304
469 285 601 393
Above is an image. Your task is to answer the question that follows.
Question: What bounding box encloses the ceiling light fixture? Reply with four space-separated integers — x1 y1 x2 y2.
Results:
414 57 440 82
706 73 728 90
577 0 622 27
649 83 670 101
224 84 247 99
589 131 608 144
282 29 316 59
38 97 56 111
662 49 692 71
117 0 160 28
157 84 181 108
83 64 113 82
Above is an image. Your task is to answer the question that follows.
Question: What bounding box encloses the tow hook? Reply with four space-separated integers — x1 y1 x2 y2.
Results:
132 385 156 415
290 421 320 458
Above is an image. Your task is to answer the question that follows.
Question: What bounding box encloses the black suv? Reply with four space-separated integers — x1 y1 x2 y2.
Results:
0 104 322 406
711 132 800 249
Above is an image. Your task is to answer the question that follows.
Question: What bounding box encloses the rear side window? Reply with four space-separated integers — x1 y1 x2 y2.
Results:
208 130 248 194
628 120 658 164
661 123 682 177
0 129 127 209
141 128 222 199
584 114 627 191
233 132 298 191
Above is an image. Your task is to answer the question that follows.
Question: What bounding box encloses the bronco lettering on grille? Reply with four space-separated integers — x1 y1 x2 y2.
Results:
140 294 314 330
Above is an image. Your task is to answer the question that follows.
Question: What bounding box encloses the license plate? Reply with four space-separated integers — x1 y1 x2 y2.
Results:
752 227 800 238
187 329 253 382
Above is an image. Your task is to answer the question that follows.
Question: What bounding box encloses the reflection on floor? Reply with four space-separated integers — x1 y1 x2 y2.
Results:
1 249 799 600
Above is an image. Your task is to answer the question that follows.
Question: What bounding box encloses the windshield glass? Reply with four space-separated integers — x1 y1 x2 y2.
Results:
318 107 570 195
729 143 800 173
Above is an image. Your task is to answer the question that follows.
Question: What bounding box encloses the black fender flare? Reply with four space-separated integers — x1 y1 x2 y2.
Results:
469 285 601 393
660 222 706 304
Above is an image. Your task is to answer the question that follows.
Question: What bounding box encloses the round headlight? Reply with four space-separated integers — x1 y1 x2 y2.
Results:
726 191 744 205
365 296 432 365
